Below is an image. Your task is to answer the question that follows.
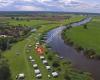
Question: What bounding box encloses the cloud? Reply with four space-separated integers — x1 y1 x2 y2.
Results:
18 0 33 2
16 5 44 11
0 0 14 7
0 0 100 12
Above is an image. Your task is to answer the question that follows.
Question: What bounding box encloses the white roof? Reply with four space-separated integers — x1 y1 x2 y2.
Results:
52 72 58 77
40 56 45 59
36 74 42 78
34 69 40 74
0 35 7 37
33 64 38 68
43 60 48 64
46 66 51 70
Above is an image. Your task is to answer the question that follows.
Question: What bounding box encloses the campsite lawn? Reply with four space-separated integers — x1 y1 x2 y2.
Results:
2 15 92 80
63 17 100 57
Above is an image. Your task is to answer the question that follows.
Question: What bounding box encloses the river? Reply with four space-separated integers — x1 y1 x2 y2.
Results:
46 17 100 80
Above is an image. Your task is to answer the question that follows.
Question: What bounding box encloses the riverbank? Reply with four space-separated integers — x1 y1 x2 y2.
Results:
62 17 100 59
46 17 100 80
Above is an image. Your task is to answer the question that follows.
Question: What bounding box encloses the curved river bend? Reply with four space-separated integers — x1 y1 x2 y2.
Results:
46 17 100 80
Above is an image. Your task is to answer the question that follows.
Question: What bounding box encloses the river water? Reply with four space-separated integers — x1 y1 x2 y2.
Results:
46 17 100 80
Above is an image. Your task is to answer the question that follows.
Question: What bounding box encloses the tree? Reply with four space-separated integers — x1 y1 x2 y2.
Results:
47 55 53 61
0 58 11 80
11 17 15 20
83 24 88 29
0 37 9 51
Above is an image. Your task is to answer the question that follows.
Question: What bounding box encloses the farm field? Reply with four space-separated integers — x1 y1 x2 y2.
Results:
63 17 100 58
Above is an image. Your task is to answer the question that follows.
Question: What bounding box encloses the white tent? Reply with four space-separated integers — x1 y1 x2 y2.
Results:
52 72 58 77
36 74 42 78
34 69 40 74
33 64 38 68
40 56 45 60
43 60 48 64
46 66 51 70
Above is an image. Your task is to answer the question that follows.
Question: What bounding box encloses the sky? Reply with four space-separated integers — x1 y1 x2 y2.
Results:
0 0 100 13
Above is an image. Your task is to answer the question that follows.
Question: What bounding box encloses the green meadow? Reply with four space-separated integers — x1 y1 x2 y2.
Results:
63 17 100 57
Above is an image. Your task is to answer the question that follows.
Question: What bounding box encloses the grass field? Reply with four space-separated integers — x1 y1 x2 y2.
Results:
2 15 92 80
63 17 100 57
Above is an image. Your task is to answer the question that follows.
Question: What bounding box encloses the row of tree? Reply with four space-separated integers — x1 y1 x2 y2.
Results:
0 56 11 80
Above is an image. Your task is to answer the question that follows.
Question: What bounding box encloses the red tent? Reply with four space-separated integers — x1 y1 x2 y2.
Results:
35 45 44 55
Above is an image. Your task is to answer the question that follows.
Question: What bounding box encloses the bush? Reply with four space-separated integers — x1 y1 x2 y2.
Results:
47 55 53 61
0 58 11 80
64 75 71 80
84 49 96 58
57 67 62 71
52 61 60 68
75 45 84 52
